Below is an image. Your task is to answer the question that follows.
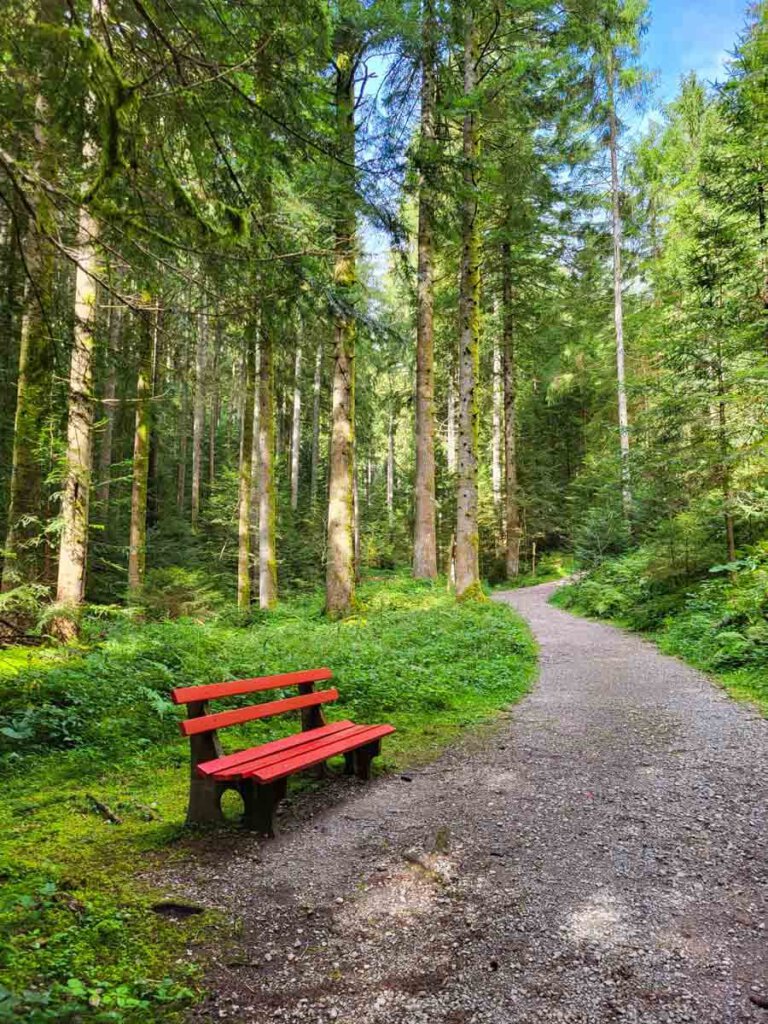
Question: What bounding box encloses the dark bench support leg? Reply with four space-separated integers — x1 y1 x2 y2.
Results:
187 774 226 825
299 682 327 779
343 751 355 776
353 740 381 781
241 778 287 836
186 703 225 825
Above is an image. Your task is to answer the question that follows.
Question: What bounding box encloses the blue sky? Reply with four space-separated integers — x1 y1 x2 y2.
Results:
362 1 753 265
644 0 750 106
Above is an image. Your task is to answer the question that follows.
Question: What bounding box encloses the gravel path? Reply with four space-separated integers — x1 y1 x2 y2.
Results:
173 582 768 1024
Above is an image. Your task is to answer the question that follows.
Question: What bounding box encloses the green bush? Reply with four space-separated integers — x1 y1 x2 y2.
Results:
554 539 768 714
138 567 227 620
0 572 537 768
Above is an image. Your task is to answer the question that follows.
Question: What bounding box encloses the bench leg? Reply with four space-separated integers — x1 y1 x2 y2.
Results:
186 714 225 825
241 778 287 837
353 740 381 781
186 774 225 825
343 751 355 776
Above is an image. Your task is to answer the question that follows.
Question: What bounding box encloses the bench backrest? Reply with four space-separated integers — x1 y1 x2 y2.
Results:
171 668 337 737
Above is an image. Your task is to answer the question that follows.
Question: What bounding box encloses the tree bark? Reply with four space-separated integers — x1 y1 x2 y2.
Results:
756 179 768 355
209 315 221 490
237 329 257 609
127 308 155 600
54 197 98 624
455 10 481 600
191 305 207 529
412 0 438 580
446 371 457 474
386 413 395 516
176 329 190 514
608 60 632 517
96 298 121 513
715 337 736 561
310 338 323 503
492 329 502 511
2 87 55 590
353 443 361 581
258 324 278 608
325 37 357 617
0 198 25 525
290 343 302 510
502 242 521 578
250 346 260 595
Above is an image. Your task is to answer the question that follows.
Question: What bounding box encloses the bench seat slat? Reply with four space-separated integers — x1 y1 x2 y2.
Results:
172 668 333 705
213 722 369 780
249 724 396 783
180 689 338 736
196 721 355 778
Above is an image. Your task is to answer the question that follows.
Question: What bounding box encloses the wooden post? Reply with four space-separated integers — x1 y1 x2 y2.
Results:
185 701 225 824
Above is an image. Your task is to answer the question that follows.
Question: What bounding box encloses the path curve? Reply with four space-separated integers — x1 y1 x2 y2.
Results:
179 582 768 1024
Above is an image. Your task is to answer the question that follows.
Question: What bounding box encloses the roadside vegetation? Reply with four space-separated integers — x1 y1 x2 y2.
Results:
0 573 535 1023
553 542 768 715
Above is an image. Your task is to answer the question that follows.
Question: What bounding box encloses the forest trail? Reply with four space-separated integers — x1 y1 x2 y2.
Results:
173 582 768 1024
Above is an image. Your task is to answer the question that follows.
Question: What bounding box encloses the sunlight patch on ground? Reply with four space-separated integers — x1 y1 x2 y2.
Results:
566 890 628 945
335 854 455 932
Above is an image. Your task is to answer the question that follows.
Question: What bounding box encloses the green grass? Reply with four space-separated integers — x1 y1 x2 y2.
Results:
489 551 574 591
0 572 537 1022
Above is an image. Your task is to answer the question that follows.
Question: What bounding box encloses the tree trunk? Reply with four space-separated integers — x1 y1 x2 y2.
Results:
290 343 302 510
412 0 438 580
455 11 481 601
54 197 98 626
258 325 278 608
127 308 155 600
2 90 55 590
250 346 260 595
492 331 502 511
502 242 521 578
386 413 395 516
325 38 357 617
96 298 121 513
275 387 284 463
446 372 457 474
191 306 207 529
0 198 25 531
176 332 190 514
353 443 361 581
310 338 323 503
608 62 632 516
758 180 767 354
715 338 736 561
209 315 221 490
237 330 257 610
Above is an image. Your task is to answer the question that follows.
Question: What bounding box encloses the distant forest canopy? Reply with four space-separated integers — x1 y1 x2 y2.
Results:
0 0 766 634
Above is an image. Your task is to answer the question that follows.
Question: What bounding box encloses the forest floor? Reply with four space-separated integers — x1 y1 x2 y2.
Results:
160 580 768 1024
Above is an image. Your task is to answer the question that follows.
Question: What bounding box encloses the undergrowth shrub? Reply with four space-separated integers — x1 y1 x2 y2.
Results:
0 584 50 643
138 567 227 620
0 572 537 769
554 539 768 710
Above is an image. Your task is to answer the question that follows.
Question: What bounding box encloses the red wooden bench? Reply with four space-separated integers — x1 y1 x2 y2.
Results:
171 667 395 835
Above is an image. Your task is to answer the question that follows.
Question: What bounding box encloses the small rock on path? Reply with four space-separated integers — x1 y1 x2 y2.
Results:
171 581 767 1023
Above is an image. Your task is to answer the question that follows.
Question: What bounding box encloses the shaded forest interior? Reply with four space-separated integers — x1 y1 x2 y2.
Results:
1 0 766 632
